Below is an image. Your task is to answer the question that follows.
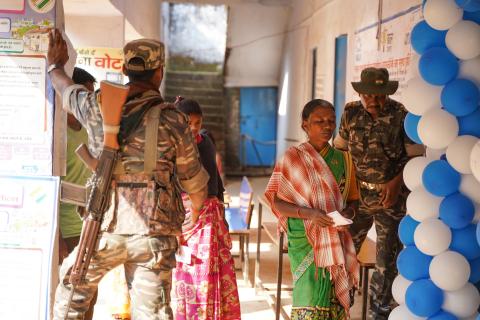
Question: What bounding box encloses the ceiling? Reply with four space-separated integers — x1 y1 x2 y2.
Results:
62 0 308 18
63 0 123 16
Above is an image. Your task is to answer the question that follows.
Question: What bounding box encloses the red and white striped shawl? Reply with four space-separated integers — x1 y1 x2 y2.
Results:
264 142 359 312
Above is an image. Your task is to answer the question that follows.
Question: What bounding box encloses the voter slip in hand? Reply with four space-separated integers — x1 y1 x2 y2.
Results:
327 210 353 227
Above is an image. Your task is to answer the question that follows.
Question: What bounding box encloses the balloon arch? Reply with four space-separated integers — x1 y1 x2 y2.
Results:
389 0 480 319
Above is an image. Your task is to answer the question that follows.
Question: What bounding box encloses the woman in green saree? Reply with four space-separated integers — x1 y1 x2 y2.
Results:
265 99 359 319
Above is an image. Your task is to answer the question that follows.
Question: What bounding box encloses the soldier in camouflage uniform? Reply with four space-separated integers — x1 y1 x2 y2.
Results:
334 68 422 319
47 29 209 320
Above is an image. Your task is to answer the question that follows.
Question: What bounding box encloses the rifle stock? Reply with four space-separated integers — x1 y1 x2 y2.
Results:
64 81 129 319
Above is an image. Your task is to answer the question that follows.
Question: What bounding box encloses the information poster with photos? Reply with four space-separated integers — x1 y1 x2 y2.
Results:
351 5 423 102
0 175 59 320
0 0 56 176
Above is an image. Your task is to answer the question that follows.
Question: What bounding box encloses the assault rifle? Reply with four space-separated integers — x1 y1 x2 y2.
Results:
64 81 129 319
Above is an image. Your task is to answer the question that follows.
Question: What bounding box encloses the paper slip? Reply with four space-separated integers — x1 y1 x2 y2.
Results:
327 210 353 227
175 245 192 265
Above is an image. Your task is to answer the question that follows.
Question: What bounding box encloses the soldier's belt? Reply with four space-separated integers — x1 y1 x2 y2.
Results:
358 180 382 191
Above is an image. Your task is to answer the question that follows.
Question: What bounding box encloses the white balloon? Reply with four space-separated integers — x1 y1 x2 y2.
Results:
460 174 480 204
388 304 426 320
429 251 471 291
392 275 412 305
446 135 478 174
426 147 447 160
446 20 480 60
407 187 443 221
404 157 432 191
459 56 480 87
460 313 479 320
418 109 459 149
424 0 463 30
442 283 480 318
402 77 442 116
471 141 480 183
414 218 452 256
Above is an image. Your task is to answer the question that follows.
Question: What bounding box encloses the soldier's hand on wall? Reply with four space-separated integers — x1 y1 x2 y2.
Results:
47 28 69 68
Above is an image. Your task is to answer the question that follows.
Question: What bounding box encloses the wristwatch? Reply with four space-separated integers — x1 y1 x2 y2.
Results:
47 63 62 73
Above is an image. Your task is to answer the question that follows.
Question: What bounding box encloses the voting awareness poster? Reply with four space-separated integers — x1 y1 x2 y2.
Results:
0 0 56 176
76 47 124 86
351 5 423 102
0 175 59 320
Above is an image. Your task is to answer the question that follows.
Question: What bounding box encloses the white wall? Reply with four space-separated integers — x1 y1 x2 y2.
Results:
224 3 290 87
276 0 422 156
64 0 161 49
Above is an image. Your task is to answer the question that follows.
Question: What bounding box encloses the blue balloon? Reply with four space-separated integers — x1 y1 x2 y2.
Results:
419 47 459 86
406 279 444 317
397 246 433 281
459 108 480 137
411 21 447 55
450 224 480 259
469 256 480 283
441 79 480 117
440 193 475 229
404 113 423 144
399 215 420 246
428 311 458 320
464 10 480 24
423 160 461 197
456 0 480 12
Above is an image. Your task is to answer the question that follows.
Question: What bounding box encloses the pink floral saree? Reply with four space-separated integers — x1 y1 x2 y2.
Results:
174 198 241 320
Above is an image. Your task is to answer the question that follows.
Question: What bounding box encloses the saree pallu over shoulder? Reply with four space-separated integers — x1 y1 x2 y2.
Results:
264 142 359 312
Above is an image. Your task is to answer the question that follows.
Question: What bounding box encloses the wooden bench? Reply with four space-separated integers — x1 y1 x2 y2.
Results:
357 237 376 320
254 195 291 320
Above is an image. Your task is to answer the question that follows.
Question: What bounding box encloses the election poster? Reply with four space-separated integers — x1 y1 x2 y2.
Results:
0 175 59 320
0 0 56 176
351 4 423 102
75 47 124 86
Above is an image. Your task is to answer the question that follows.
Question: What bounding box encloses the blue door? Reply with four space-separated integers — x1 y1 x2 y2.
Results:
334 35 348 133
239 87 277 167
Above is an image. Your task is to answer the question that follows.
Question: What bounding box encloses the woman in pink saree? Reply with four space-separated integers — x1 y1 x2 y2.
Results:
174 98 241 320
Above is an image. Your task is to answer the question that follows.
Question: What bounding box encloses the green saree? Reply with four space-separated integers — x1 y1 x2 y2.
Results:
288 144 354 320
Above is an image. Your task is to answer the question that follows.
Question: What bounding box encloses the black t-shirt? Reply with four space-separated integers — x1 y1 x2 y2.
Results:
197 133 225 200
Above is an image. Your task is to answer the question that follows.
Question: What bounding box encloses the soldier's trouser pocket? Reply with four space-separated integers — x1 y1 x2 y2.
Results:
136 236 177 270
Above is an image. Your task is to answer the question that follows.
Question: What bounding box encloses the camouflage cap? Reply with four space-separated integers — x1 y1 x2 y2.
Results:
123 39 165 72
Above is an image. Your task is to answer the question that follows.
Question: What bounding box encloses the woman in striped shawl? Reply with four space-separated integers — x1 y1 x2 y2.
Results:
265 99 360 320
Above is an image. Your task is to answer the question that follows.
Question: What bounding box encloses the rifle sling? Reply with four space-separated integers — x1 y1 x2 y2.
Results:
144 105 161 174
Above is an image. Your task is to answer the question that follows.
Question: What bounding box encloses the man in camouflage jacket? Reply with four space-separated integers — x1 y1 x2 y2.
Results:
334 68 423 319
47 29 209 320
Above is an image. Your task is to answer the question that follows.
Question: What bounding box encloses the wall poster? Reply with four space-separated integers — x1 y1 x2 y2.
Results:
0 0 56 176
0 175 59 320
351 5 423 102
0 2 58 320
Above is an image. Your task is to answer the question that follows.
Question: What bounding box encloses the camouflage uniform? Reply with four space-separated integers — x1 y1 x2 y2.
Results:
53 39 209 320
338 98 413 319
